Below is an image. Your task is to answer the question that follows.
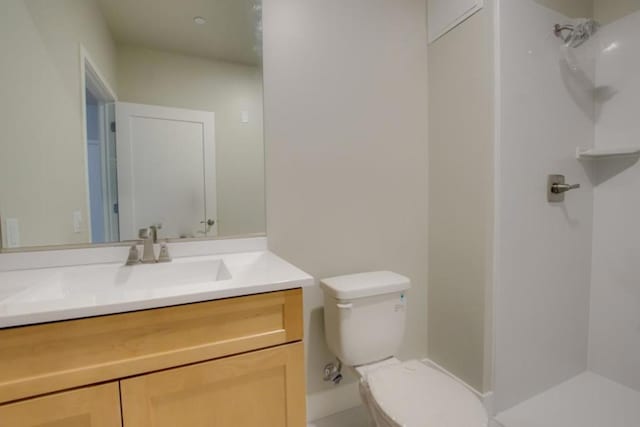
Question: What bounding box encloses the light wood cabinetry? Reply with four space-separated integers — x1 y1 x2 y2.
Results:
0 383 121 427
122 343 305 427
0 289 305 427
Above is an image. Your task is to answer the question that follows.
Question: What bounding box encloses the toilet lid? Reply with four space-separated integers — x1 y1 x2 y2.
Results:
366 360 488 427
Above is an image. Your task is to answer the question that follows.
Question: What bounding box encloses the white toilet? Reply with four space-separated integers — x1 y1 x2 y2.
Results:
321 271 488 427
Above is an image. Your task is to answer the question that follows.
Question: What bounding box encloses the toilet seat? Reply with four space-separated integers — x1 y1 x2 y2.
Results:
363 360 488 427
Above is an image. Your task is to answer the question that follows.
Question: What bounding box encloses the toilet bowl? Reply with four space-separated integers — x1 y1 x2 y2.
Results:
356 359 488 427
321 272 488 427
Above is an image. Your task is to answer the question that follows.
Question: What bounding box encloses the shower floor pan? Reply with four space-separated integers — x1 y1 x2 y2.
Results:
494 372 640 427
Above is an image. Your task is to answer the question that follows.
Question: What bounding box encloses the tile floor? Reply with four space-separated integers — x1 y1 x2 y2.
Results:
308 406 370 427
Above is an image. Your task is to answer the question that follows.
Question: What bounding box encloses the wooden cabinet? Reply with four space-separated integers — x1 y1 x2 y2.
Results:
0 383 121 427
0 289 306 427
121 343 305 427
0 289 302 403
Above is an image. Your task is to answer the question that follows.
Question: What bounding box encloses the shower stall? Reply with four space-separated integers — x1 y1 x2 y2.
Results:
492 0 640 426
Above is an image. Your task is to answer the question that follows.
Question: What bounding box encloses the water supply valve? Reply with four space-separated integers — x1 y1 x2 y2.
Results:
323 360 343 385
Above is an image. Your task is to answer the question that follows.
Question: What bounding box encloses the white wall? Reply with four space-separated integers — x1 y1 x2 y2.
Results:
594 0 640 25
0 0 117 248
588 9 640 393
494 0 595 412
427 8 494 394
116 45 265 237
262 0 429 420
534 0 594 18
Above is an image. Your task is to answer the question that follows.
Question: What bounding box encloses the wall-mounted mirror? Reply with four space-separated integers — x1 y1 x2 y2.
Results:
0 0 264 250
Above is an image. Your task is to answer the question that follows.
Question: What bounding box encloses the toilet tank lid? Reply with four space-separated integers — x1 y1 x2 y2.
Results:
320 271 410 300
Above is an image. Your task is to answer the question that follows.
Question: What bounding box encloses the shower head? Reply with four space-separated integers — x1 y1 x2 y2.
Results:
554 19 600 48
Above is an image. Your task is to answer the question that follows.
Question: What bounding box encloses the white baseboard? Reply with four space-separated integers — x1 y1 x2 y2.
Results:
483 390 495 417
422 358 494 413
307 382 362 422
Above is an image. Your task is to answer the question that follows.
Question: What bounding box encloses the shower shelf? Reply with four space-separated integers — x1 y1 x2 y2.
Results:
576 147 640 160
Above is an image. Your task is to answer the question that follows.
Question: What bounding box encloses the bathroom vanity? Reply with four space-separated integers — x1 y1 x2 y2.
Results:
0 0 312 424
0 243 312 427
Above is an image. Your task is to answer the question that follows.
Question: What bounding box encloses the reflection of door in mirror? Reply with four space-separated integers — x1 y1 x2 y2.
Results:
116 103 217 241
83 54 119 244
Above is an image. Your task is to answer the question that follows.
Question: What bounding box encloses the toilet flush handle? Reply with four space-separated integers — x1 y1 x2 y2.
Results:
336 302 353 309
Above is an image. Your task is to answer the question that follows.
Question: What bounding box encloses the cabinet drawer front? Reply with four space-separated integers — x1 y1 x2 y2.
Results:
0 382 121 427
0 289 302 404
121 342 306 427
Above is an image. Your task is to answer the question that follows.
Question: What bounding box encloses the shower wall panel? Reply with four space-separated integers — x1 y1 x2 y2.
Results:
589 8 640 393
493 0 595 412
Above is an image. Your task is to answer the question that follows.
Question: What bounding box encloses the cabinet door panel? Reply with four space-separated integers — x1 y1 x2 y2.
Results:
121 343 305 427
0 383 121 427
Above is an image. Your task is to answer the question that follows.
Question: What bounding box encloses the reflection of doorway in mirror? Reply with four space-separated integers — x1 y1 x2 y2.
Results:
115 103 217 241
82 50 119 244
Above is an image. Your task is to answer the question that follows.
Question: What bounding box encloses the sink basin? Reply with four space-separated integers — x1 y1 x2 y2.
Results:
1 258 231 304
63 258 231 291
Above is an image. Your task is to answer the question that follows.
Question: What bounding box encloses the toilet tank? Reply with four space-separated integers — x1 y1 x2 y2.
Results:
320 271 411 367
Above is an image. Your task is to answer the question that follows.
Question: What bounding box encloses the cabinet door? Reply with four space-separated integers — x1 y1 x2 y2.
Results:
0 383 121 427
121 342 306 427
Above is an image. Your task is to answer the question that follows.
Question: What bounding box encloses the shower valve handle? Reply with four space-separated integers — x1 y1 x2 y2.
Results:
551 183 580 194
548 174 580 202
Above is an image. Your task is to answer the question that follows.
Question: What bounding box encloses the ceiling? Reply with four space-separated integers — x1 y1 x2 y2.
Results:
96 0 261 66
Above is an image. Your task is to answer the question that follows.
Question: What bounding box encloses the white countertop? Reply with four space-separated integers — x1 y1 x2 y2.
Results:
0 250 313 328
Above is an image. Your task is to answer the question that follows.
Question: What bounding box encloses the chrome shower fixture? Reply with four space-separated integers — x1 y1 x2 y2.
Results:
554 19 600 48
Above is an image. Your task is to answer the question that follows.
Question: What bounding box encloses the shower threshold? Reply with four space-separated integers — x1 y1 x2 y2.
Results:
494 372 640 427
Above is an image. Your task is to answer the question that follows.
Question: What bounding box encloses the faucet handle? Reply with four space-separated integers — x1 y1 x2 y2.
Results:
138 228 150 239
125 244 140 266
157 242 172 263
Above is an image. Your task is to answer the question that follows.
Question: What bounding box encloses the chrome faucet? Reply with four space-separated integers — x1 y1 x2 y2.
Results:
138 224 162 263
149 223 162 243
